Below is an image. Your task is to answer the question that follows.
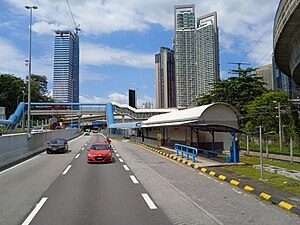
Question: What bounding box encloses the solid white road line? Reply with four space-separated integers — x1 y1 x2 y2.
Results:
62 165 72 175
75 154 80 159
0 155 40 175
130 175 139 184
116 154 120 157
123 165 130 171
22 197 48 225
141 194 157 209
119 158 124 163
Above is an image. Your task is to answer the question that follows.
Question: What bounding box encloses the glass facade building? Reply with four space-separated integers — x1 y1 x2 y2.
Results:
155 47 176 108
174 5 219 108
53 31 79 103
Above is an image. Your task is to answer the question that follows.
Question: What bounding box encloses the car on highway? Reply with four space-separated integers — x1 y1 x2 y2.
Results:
87 142 113 163
31 126 45 133
46 138 69 154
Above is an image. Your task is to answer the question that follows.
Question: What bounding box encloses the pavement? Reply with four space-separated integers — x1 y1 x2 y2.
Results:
130 140 300 217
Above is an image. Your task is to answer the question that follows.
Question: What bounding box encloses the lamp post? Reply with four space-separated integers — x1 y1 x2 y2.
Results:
25 5 38 133
71 79 75 128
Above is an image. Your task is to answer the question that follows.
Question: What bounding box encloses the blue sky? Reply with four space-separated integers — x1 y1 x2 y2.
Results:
0 0 279 107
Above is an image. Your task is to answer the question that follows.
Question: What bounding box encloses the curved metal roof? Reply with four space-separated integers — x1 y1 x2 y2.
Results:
142 103 241 127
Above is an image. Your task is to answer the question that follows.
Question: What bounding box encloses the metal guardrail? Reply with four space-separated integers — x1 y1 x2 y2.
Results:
174 143 198 163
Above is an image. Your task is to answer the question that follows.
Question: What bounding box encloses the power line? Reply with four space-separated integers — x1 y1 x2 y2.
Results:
240 22 273 62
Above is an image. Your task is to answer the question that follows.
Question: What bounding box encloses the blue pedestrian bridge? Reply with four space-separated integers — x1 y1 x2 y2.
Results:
0 102 175 131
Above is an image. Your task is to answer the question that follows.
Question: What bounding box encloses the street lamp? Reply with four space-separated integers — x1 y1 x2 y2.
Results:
25 5 38 133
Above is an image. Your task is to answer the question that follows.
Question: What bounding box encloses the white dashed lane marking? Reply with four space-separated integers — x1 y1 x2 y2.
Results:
123 165 130 171
119 158 124 163
116 154 120 157
62 165 72 175
21 197 48 225
141 194 157 210
75 154 80 159
130 175 139 184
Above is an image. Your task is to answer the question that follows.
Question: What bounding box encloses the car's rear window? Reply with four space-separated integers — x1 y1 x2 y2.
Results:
90 144 109 150
50 139 64 144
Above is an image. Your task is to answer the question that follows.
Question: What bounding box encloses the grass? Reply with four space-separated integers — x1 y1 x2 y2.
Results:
239 142 300 155
225 155 300 196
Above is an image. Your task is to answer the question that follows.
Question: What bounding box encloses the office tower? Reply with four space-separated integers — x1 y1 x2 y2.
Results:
256 64 274 90
273 57 298 98
174 5 219 108
155 47 176 108
142 102 153 109
53 30 79 103
129 89 136 108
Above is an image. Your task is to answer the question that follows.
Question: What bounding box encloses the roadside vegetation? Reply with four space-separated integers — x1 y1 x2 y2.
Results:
226 155 300 196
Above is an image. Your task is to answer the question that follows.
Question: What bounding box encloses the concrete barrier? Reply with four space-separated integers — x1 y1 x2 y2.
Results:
0 129 79 169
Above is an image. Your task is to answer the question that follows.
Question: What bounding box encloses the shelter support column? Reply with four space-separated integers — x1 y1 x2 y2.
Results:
230 130 238 163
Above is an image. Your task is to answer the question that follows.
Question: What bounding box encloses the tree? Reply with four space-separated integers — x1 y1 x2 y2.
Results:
195 68 268 116
0 73 54 117
243 91 289 133
26 74 54 102
0 74 26 116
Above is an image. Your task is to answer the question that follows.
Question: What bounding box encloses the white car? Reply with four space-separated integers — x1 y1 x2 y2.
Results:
31 126 45 133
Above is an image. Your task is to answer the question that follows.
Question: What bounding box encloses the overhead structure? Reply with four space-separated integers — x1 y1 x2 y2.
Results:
66 0 81 33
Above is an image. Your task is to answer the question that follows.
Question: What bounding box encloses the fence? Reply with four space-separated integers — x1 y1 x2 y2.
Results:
239 133 300 156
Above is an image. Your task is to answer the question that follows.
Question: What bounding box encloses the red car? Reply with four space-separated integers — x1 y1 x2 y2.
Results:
87 142 113 163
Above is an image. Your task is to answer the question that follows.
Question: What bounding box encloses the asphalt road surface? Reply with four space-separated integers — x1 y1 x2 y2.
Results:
0 134 300 225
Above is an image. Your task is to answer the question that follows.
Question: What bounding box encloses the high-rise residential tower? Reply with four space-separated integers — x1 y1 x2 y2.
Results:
174 5 196 108
174 5 219 108
196 12 219 95
155 47 176 108
53 30 79 103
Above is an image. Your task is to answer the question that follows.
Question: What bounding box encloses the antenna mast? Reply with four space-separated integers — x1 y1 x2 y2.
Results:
228 62 251 77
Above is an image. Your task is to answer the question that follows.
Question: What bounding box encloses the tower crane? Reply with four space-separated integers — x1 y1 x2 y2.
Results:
66 0 81 34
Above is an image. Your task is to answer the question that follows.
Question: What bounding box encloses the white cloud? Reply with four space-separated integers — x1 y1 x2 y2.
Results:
79 91 156 108
32 21 69 35
0 38 27 76
107 92 128 103
80 91 128 104
4 0 279 71
81 42 154 68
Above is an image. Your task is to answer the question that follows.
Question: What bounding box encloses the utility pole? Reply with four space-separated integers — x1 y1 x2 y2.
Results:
228 62 251 77
259 125 263 180
278 102 282 153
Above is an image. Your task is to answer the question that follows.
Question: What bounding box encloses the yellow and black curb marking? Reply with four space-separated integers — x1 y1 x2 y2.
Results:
129 141 300 216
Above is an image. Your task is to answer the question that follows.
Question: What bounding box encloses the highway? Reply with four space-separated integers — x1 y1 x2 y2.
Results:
0 134 299 225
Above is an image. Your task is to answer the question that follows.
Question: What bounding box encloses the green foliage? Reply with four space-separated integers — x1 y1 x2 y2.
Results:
0 74 26 116
195 68 299 136
0 73 54 116
195 68 268 115
26 74 54 102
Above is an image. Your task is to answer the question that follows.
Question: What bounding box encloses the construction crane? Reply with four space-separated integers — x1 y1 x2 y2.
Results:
66 0 81 34
228 62 251 77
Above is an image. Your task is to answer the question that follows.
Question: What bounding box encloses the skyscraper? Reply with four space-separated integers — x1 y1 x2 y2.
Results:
155 47 176 108
53 30 79 103
174 5 196 108
174 5 219 108
196 12 219 95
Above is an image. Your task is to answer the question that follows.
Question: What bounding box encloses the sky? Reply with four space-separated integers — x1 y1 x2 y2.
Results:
0 0 280 107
